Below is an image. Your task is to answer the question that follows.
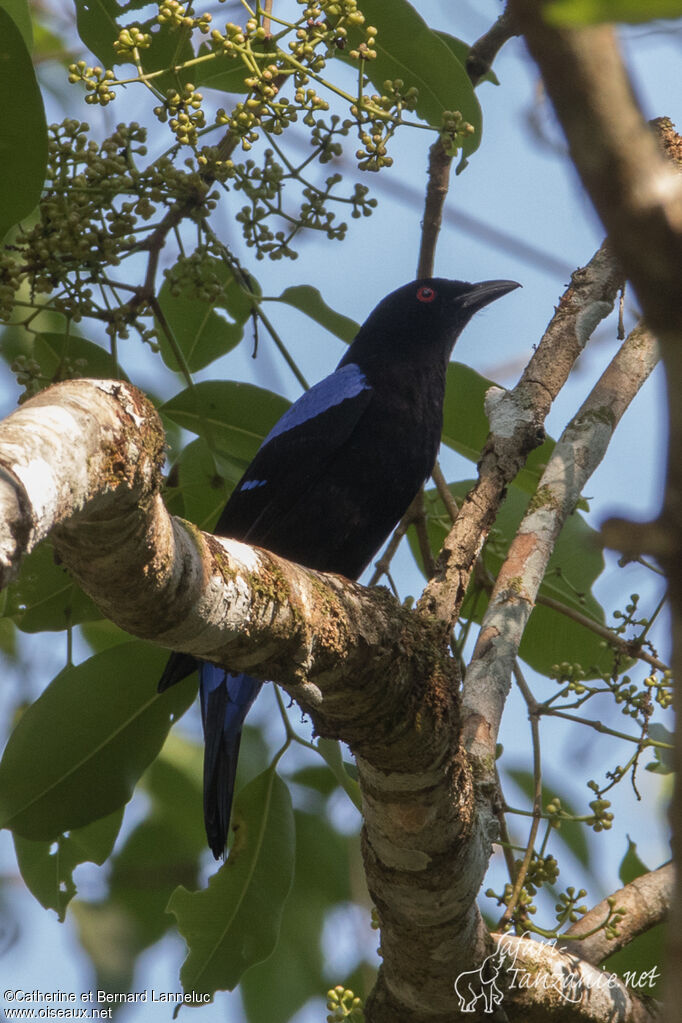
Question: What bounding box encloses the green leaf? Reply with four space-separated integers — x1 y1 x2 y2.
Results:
35 332 124 381
73 0 120 65
0 8 47 239
619 836 649 885
645 722 675 775
0 641 195 839
69 736 206 988
167 767 295 995
316 739 362 810
270 286 359 343
169 437 240 531
157 261 254 373
5 542 103 632
342 0 482 158
482 485 608 676
442 363 555 495
79 619 133 654
0 617 17 657
0 0 32 47
74 0 193 80
413 481 611 678
161 381 290 464
241 811 358 1023
545 0 682 25
0 331 124 394
13 809 124 919
604 924 665 997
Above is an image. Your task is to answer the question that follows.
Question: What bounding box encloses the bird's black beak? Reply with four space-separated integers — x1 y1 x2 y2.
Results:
460 279 521 312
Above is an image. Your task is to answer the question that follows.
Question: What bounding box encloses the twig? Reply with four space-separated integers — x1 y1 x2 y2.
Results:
416 140 453 280
498 661 542 929
432 461 460 522
369 497 420 586
466 6 519 88
535 592 669 674
262 0 273 37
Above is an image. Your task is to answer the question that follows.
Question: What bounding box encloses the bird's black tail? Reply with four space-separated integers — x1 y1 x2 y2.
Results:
199 666 262 858
157 651 198 692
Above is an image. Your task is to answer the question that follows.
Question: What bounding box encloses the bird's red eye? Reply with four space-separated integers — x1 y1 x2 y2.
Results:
416 285 436 303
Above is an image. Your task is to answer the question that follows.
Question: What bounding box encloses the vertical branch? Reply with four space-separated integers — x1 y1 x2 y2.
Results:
416 140 453 279
497 661 543 929
504 12 682 1018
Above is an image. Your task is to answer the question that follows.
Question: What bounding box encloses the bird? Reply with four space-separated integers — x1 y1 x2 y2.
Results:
158 276 519 857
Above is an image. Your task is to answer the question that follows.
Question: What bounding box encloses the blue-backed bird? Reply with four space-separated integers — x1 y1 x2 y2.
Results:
158 276 519 857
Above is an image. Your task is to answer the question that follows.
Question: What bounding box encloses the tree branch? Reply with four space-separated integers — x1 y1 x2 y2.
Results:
565 863 673 966
466 5 519 88
491 932 662 1022
502 13 682 1020
0 378 496 1022
462 321 658 765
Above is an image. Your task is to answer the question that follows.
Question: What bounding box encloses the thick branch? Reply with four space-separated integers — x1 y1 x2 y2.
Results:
0 380 453 755
0 379 497 1021
491 932 661 1022
565 864 673 966
462 321 658 765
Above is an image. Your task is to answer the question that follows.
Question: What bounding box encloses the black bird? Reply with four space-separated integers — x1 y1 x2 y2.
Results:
159 276 519 857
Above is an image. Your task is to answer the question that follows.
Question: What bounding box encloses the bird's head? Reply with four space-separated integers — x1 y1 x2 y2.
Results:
346 277 520 372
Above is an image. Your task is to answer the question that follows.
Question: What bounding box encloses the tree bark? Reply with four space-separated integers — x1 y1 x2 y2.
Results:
505 10 682 1022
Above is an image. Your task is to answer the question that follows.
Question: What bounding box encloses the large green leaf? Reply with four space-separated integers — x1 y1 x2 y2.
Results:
241 811 359 1023
546 0 682 24
618 836 648 885
35 331 123 379
0 8 47 239
604 924 665 997
71 735 207 966
157 261 254 373
269 286 359 343
74 0 193 78
167 767 295 995
443 363 555 495
173 438 232 529
5 542 103 632
161 381 290 463
13 809 124 920
645 722 675 775
412 481 611 678
169 436 249 531
608 838 663 994
342 0 481 158
0 642 195 839
0 330 124 396
0 0 32 47
316 738 362 810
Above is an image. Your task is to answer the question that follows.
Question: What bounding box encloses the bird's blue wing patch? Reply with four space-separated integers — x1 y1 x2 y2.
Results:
214 361 373 539
261 362 369 447
238 478 267 492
